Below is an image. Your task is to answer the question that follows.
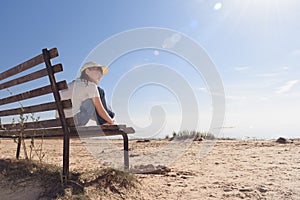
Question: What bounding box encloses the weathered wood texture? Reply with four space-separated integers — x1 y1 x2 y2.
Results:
0 125 134 138
0 117 75 130
0 81 67 106
0 48 58 81
0 99 72 117
0 64 62 91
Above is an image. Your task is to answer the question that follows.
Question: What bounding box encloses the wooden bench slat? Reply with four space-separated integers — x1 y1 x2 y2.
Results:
0 48 58 81
0 125 134 138
123 127 135 134
0 80 67 106
76 125 127 131
0 64 63 91
73 126 134 133
0 117 75 130
0 121 131 133
0 99 72 117
73 126 135 135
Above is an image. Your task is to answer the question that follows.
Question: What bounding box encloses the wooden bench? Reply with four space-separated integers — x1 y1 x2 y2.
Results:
0 48 135 181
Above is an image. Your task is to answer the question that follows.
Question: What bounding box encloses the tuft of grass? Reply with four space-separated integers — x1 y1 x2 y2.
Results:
204 132 216 140
170 130 216 140
0 159 65 198
0 159 60 183
81 168 139 192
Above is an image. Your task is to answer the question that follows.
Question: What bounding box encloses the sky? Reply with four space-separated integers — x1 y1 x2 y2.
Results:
0 0 299 139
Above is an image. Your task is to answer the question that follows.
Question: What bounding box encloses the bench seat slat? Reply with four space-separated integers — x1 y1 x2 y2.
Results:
0 80 68 106
0 124 128 132
0 48 58 81
0 99 72 117
76 125 127 131
0 125 134 138
0 64 63 91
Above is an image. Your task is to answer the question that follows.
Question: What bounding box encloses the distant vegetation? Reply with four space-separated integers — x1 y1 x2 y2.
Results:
166 130 236 141
167 130 216 141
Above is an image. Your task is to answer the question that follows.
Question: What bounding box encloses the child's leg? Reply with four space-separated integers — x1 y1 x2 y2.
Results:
74 98 96 126
95 87 115 125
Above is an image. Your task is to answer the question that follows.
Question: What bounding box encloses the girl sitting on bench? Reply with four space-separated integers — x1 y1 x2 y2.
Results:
60 61 115 126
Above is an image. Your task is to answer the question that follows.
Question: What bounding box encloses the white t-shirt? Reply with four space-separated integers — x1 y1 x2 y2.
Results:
59 78 100 118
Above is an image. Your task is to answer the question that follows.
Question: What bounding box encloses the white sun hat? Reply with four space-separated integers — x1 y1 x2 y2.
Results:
80 61 108 75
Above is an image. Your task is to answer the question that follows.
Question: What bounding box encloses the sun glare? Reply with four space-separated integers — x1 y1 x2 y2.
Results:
233 0 295 12
223 0 297 30
214 2 222 10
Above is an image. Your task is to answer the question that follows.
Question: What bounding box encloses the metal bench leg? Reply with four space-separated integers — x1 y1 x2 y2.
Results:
121 133 129 170
16 138 21 159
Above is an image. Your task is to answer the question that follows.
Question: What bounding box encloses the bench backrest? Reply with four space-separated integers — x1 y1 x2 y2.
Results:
0 48 73 138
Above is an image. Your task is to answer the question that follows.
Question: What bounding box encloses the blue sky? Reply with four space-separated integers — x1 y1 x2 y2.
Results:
1 0 300 139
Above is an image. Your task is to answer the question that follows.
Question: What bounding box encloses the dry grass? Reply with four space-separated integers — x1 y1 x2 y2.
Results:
0 159 64 198
0 159 139 199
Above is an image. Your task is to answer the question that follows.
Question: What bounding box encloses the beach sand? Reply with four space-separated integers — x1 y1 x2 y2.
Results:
0 138 299 199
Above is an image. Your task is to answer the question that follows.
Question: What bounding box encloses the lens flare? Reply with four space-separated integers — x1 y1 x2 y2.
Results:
214 2 222 10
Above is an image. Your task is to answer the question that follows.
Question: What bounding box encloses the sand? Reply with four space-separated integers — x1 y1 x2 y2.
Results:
0 138 299 199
